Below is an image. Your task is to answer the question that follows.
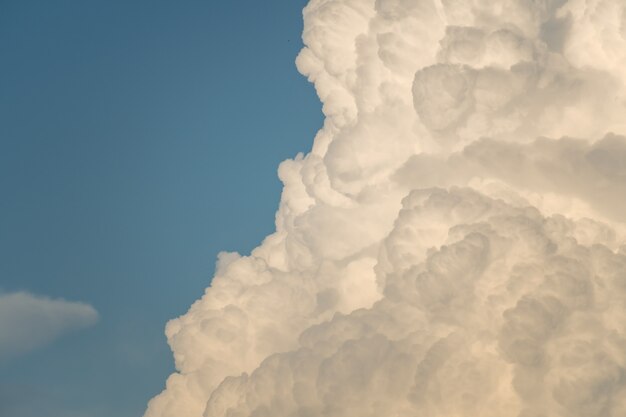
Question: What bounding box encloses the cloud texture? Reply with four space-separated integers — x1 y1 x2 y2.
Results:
145 1 626 416
0 292 98 358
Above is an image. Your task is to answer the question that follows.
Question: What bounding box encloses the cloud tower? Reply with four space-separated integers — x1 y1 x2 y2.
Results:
146 1 626 416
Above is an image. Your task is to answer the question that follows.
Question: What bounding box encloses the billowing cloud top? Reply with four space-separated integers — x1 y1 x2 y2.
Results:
145 1 626 416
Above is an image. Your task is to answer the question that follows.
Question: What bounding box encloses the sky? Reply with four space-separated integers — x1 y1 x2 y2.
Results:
6 1 626 417
0 1 322 416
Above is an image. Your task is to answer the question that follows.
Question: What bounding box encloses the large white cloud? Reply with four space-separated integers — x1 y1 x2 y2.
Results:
145 1 626 416
0 292 98 359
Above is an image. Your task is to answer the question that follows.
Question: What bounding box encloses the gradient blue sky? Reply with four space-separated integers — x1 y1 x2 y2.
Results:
0 1 321 416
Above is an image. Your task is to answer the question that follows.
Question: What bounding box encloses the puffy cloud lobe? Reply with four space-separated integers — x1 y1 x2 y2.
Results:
0 292 98 359
201 189 626 417
145 0 626 416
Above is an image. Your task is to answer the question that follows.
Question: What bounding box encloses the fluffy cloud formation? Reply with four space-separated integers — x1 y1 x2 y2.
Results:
0 292 98 359
145 1 626 416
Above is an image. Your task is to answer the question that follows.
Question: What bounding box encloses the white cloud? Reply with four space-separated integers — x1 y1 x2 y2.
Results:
0 292 98 359
145 0 626 416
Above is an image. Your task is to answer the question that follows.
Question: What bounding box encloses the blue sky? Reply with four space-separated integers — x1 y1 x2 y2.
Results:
0 1 322 416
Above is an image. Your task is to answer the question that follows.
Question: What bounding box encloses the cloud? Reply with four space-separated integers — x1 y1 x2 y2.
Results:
0 292 99 359
203 189 626 417
145 0 626 416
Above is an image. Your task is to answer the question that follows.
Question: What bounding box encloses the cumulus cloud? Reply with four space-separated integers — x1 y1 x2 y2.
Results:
145 1 626 416
0 292 99 359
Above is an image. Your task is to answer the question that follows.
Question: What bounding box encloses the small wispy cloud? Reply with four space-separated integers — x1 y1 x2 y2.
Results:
0 291 99 359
